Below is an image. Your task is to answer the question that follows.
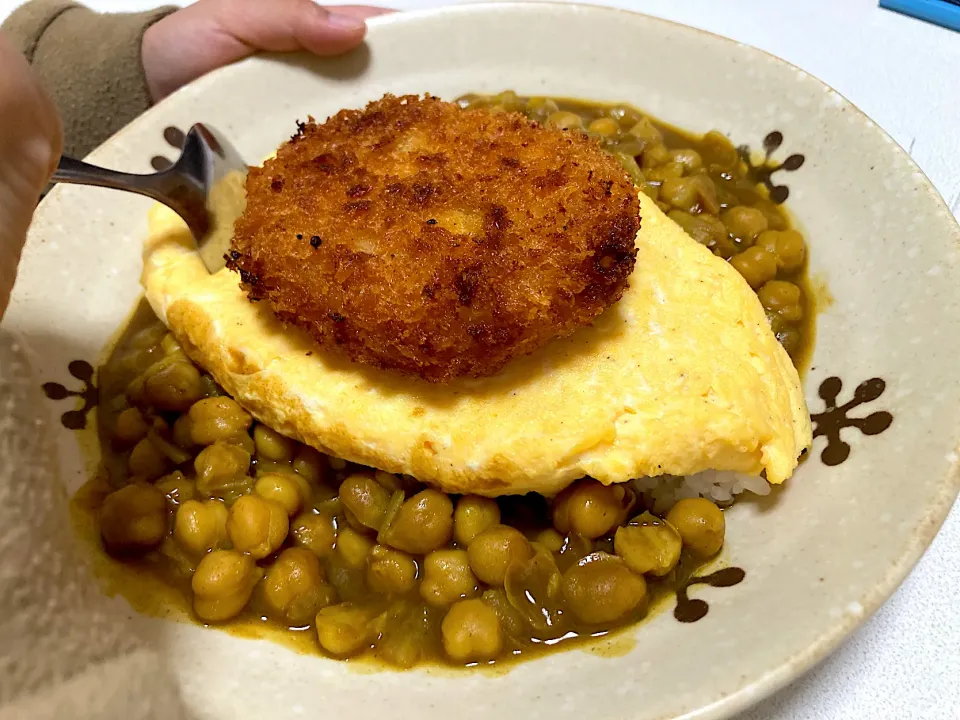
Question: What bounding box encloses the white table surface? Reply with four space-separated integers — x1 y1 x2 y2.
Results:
2 0 959 717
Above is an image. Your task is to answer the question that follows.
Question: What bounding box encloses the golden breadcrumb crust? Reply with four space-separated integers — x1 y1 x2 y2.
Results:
228 94 639 382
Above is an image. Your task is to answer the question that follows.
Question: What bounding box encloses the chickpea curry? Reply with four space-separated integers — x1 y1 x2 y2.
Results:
79 93 814 668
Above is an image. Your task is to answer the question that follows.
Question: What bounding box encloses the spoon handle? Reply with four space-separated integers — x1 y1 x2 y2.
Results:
53 155 169 202
52 155 208 235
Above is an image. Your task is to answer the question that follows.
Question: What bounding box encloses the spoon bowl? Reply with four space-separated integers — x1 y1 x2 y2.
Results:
52 123 247 273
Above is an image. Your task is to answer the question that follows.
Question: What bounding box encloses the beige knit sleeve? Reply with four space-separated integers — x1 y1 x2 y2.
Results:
2 0 176 158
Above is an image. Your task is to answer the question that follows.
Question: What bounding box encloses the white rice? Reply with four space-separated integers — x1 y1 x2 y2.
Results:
632 471 771 514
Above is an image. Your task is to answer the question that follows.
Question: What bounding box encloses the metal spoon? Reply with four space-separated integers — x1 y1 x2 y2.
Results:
52 123 248 273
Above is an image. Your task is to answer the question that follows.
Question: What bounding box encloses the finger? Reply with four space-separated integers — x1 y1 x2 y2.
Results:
0 35 62 317
325 5 397 20
299 5 395 53
144 0 393 99
217 0 376 54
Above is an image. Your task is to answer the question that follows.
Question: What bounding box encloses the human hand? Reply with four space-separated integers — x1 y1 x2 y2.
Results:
141 0 391 102
0 33 63 319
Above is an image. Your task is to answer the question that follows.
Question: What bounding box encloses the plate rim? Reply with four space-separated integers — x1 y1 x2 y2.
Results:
26 3 960 719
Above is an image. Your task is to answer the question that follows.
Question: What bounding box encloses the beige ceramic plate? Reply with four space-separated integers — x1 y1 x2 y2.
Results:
7 3 960 719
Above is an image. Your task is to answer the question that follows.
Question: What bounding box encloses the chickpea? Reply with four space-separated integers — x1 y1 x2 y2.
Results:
263 548 336 626
666 498 725 557
660 177 698 212
174 499 229 555
454 495 501 546
227 431 255 456
381 489 453 554
534 528 565 553
188 397 252 445
335 526 376 569
587 117 619 137
627 117 663 146
100 484 167 554
640 142 671 169
315 603 373 656
757 229 806 272
700 130 739 170
366 544 418 595
492 89 524 112
253 424 295 462
127 437 169 482
646 162 685 184
172 414 196 450
143 360 204 412
291 511 337 559
194 441 251 498
614 512 682 576
546 111 583 131
758 280 804 323
670 147 703 173
192 549 262 622
155 470 195 507
254 460 291 478
680 175 726 214
255 472 309 517
561 553 647 624
328 456 347 471
441 598 503 663
339 473 391 531
526 97 560 119
420 549 479 607
721 206 769 243
292 445 328 484
605 104 640 127
113 407 148 446
777 326 802 355
160 333 181 355
467 525 534 586
730 246 778 289
552 480 626 539
756 202 788 231
227 494 289 559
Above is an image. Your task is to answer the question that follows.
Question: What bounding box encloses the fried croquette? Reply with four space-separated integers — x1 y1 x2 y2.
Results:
228 94 639 382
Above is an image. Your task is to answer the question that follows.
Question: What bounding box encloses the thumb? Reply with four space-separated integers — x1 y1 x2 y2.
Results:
0 34 62 318
225 2 391 55
143 0 393 101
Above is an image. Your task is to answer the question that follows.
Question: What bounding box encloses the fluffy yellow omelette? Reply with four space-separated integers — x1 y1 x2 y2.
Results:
141 191 812 497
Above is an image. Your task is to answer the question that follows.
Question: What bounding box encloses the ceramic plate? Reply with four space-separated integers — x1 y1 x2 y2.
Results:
7 3 960 719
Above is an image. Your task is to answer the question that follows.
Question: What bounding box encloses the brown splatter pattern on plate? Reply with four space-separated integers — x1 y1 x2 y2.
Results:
738 131 805 204
674 567 746 623
41 360 98 430
811 377 894 466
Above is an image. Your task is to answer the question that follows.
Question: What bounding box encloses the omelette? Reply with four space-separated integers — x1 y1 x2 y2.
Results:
140 190 811 498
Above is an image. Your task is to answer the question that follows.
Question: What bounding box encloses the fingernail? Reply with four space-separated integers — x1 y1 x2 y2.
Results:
326 11 366 31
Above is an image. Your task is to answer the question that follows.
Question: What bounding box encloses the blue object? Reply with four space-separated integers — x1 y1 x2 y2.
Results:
880 0 960 32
